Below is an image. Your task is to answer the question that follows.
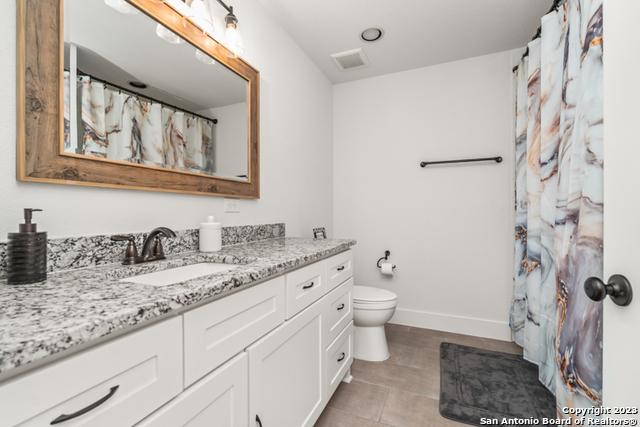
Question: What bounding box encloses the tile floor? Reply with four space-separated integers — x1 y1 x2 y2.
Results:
315 324 522 427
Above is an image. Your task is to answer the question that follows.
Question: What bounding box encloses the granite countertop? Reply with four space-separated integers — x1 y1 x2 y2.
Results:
0 237 355 379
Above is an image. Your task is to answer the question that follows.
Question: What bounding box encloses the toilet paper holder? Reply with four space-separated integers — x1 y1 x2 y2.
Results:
376 250 396 271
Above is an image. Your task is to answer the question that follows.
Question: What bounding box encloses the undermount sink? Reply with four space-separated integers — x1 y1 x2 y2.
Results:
121 263 238 287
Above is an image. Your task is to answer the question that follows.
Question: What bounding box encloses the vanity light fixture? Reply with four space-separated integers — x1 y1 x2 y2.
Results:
155 0 244 57
215 0 244 57
360 27 384 42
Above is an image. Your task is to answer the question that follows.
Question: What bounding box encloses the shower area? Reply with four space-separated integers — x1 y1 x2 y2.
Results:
511 0 603 413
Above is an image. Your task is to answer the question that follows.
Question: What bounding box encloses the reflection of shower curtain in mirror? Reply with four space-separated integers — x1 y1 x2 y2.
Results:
72 76 216 174
63 71 72 152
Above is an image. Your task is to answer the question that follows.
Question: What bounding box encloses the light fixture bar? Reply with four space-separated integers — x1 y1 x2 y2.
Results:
215 0 233 14
215 0 238 28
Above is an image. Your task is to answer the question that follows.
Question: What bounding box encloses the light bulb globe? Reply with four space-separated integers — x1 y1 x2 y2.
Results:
104 0 139 14
156 23 182 44
190 0 215 35
224 25 244 57
195 49 216 65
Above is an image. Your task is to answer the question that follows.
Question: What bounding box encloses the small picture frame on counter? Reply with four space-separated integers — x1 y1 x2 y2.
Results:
313 227 327 239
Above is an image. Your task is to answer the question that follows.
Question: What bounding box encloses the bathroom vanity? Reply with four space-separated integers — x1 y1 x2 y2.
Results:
0 237 355 426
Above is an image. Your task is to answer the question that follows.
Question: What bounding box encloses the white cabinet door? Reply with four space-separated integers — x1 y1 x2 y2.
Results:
137 353 248 427
183 276 285 386
247 299 324 427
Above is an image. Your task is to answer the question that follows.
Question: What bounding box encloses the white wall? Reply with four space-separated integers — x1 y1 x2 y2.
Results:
206 102 248 178
0 0 333 239
333 50 519 340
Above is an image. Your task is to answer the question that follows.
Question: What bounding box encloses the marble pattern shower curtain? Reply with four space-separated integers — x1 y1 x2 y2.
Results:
511 0 603 413
69 76 216 175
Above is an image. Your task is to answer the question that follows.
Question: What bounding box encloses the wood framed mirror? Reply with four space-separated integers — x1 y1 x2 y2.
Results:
17 0 260 198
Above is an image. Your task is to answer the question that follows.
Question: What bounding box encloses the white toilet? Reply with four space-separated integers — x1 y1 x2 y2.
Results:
353 285 398 362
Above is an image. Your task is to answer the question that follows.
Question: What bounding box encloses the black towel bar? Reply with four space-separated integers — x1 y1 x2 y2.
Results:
420 156 502 167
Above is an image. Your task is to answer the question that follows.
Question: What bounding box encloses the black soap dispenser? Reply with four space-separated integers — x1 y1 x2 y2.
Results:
7 208 47 285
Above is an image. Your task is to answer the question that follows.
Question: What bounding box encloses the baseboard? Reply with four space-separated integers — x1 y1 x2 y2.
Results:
390 307 512 341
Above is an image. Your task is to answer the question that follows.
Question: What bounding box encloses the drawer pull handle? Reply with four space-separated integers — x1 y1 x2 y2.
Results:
256 414 263 427
337 303 345 311
50 385 119 425
337 352 346 362
302 282 314 290
337 266 345 271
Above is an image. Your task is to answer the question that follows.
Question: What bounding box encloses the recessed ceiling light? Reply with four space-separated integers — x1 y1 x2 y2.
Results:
129 81 147 89
361 27 383 42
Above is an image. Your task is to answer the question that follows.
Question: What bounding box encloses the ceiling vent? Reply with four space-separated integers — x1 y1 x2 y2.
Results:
330 48 369 71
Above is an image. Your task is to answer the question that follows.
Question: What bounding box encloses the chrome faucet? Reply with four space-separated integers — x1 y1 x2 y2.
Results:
111 227 177 265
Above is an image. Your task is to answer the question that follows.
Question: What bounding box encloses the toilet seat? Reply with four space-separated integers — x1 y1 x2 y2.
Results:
353 300 397 310
353 286 397 310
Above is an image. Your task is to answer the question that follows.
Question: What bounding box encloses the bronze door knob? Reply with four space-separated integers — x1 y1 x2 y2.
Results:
584 274 633 306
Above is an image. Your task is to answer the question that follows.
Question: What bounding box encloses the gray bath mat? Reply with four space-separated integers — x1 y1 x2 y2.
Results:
439 343 556 426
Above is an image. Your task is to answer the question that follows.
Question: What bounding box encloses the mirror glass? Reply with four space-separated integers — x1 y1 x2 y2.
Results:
63 0 249 181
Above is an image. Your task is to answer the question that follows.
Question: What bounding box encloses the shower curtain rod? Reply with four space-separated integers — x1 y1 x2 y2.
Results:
69 68 219 125
512 0 566 73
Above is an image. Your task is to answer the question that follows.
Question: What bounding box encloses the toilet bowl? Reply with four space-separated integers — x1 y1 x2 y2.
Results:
353 286 397 362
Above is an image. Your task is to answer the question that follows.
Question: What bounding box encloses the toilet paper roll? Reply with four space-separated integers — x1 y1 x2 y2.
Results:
380 262 395 276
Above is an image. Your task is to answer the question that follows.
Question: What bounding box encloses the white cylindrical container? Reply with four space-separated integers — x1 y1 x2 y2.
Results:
199 215 222 252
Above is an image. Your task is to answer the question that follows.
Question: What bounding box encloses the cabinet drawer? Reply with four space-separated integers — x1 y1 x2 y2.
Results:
183 276 285 386
325 250 353 291
325 322 354 400
323 278 353 347
285 261 327 319
137 353 248 427
0 317 183 427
